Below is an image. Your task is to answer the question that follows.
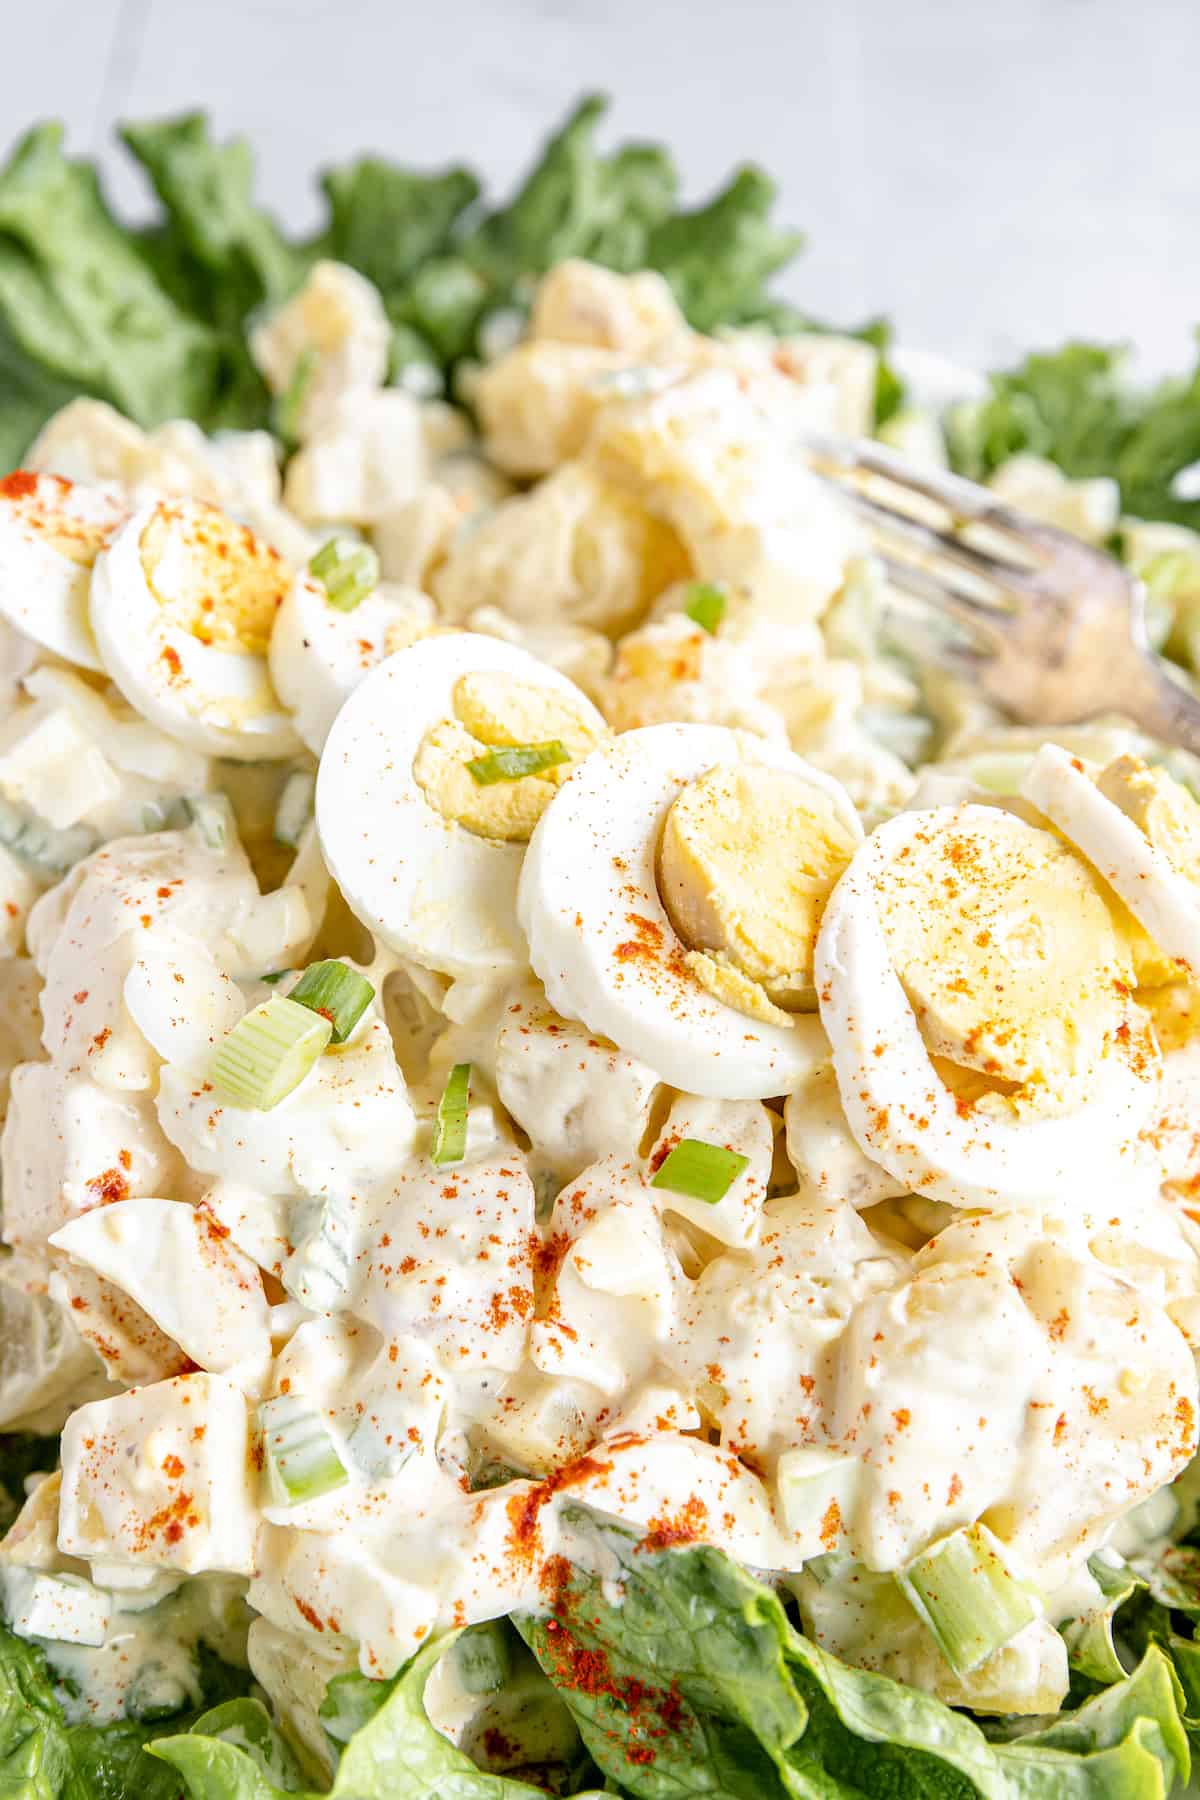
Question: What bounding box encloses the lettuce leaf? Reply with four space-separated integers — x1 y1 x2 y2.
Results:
0 1621 201 1799
151 1638 608 1799
945 340 1200 528
515 1512 1191 1797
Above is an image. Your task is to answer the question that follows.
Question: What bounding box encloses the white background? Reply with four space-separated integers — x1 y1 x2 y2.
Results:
4 0 1200 373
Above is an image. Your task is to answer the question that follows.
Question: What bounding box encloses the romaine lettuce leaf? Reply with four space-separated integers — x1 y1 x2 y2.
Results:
0 1621 200 1799
515 1512 1191 1797
151 1637 607 1799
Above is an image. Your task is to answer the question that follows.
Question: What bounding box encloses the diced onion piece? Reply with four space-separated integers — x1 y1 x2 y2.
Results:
309 537 379 612
683 581 727 635
466 741 570 785
433 1061 471 1166
898 1522 1041 1675
258 1393 348 1505
347 1412 417 1482
274 770 316 847
650 1137 748 1205
288 958 374 1043
211 996 331 1110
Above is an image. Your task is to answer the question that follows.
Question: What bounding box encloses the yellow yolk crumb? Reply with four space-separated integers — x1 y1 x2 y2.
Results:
414 674 610 843
658 762 858 1015
878 810 1136 1108
139 499 291 656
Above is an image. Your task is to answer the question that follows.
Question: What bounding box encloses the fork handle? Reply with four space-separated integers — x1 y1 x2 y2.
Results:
1110 653 1200 759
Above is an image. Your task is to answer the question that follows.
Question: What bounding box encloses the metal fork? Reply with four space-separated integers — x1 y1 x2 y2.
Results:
807 435 1200 757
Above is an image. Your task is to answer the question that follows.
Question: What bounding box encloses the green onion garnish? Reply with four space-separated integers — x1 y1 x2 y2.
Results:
683 581 727 635
211 996 331 1110
181 793 233 850
309 537 379 612
898 1523 1040 1675
433 1062 471 1165
258 1394 349 1506
466 741 569 785
288 959 374 1043
650 1137 749 1205
274 770 315 848
274 346 317 447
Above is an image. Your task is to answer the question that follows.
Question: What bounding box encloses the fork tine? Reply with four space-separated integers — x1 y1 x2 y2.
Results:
825 478 1046 596
806 432 1081 561
878 556 1012 644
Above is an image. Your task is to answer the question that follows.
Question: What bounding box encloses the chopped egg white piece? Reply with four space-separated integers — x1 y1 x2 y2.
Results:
0 472 128 670
269 570 435 755
90 498 301 760
317 632 608 978
519 722 861 1097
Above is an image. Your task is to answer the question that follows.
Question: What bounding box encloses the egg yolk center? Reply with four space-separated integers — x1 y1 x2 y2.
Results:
877 811 1139 1114
657 762 858 1025
139 500 290 656
413 671 608 843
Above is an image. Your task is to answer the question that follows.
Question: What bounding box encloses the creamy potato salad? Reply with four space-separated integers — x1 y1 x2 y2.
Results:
5 238 1200 1799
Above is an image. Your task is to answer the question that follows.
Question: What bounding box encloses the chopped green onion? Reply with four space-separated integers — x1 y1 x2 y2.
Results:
466 741 569 785
274 770 315 847
309 537 379 612
898 1523 1040 1675
288 959 374 1043
274 346 317 446
683 581 728 635
282 1195 355 1311
258 1394 349 1505
211 996 331 1110
0 795 97 878
260 969 291 986
650 1137 748 1205
182 793 233 850
433 1062 471 1166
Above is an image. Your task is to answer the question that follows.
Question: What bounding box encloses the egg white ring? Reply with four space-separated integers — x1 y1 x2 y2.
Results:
268 573 434 757
317 631 609 978
815 804 1159 1208
90 502 302 761
518 721 863 1100
1023 743 1200 978
0 477 125 670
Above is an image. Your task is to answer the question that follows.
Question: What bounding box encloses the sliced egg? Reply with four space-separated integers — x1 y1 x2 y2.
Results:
268 569 435 755
815 805 1159 1207
0 472 128 669
316 632 610 977
1023 745 1200 979
518 722 862 1098
89 498 301 760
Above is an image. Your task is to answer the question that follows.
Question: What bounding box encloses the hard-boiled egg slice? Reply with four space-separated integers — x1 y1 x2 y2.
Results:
0 472 128 669
89 498 301 760
518 722 862 1098
815 805 1158 1208
268 569 435 755
317 632 609 978
1023 745 1200 979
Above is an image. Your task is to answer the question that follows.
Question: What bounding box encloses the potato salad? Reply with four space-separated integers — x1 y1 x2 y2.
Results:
5 238 1200 1800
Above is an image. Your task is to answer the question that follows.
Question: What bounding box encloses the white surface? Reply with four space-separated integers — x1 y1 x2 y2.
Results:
3 0 1199 372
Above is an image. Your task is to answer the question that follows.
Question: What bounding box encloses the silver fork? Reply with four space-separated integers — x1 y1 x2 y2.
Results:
807 434 1200 757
